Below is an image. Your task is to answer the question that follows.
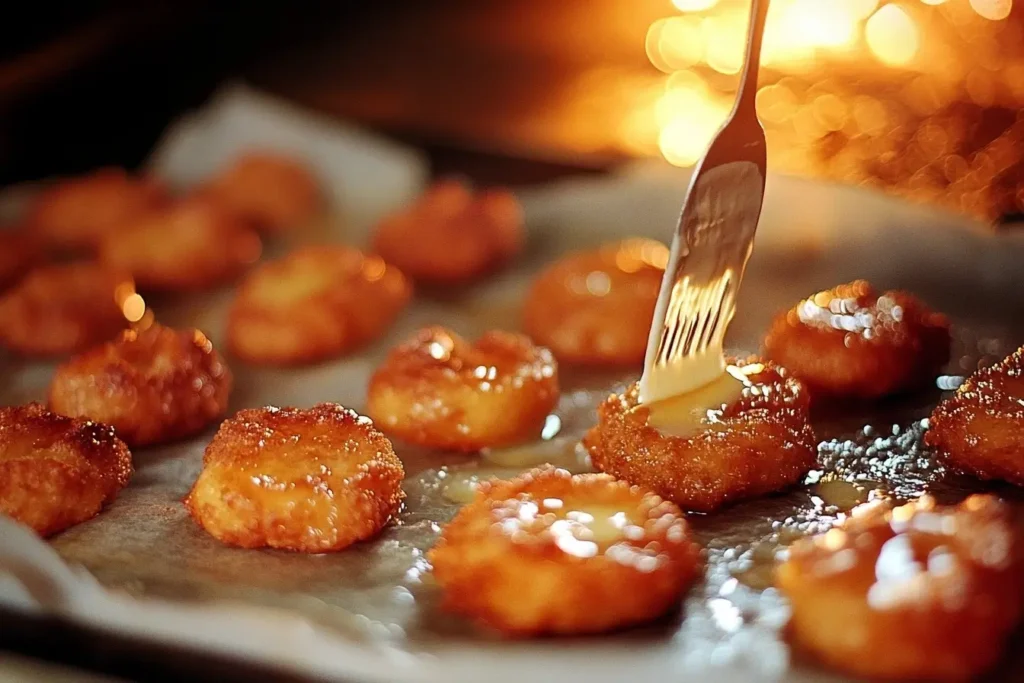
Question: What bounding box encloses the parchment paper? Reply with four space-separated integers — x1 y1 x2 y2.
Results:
3 96 1024 682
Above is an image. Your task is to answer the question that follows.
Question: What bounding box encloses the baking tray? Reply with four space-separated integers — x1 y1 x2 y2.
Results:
3 92 1024 682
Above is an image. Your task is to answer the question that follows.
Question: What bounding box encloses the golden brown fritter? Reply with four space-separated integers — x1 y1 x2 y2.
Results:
926 345 1024 486
0 228 40 291
429 466 700 637
49 324 232 447
28 168 167 252
0 403 131 537
185 403 405 552
763 280 951 399
778 495 1022 682
584 359 816 512
366 326 559 451
226 245 411 366
0 263 137 356
523 239 667 367
372 180 523 284
200 152 321 233
99 198 261 292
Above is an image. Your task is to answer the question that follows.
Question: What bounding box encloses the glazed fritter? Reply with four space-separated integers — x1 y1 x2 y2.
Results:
763 280 950 399
28 168 167 252
49 324 232 447
0 263 137 356
0 403 131 536
185 403 405 552
523 239 667 366
366 326 559 451
201 152 321 233
99 198 261 292
778 495 1022 682
228 242 411 366
926 344 1024 486
226 245 411 366
372 179 523 284
584 359 816 512
429 466 700 636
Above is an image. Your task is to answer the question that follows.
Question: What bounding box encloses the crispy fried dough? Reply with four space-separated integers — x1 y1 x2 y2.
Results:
366 326 559 451
185 403 404 552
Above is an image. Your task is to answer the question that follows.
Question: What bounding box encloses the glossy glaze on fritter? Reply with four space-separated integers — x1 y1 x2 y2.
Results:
49 325 232 447
366 326 559 451
429 466 700 636
926 344 1024 486
0 403 131 536
584 360 816 512
226 245 411 365
764 280 950 399
372 180 523 284
523 239 667 367
778 495 1022 682
185 403 405 552
0 263 136 356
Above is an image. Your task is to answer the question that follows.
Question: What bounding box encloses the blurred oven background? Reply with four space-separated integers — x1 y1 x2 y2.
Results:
1 0 1021 221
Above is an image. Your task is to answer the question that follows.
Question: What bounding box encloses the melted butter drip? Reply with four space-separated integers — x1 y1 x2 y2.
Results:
481 438 592 472
812 478 884 512
566 505 632 545
643 365 749 437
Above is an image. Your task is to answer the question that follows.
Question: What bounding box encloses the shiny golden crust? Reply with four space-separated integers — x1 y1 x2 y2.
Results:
0 403 131 537
925 345 1024 486
372 180 524 284
226 245 411 366
201 152 320 233
185 403 404 552
778 495 1022 682
429 466 700 636
98 198 261 292
48 325 232 447
763 280 951 399
28 168 167 251
523 239 667 366
0 263 136 356
584 360 816 512
366 326 559 451
0 229 40 291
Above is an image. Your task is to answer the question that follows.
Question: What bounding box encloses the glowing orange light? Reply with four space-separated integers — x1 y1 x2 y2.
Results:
659 17 705 70
969 0 1012 20
657 99 729 167
121 293 147 323
672 0 719 11
866 5 919 67
919 0 947 5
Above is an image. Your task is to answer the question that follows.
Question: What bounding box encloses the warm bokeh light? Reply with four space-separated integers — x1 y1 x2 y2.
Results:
635 0 1023 220
866 5 920 67
969 0 1013 20
672 0 720 10
121 293 147 323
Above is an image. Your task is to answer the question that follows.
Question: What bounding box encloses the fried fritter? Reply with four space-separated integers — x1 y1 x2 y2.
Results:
98 198 261 292
49 325 232 447
584 360 816 512
28 168 167 252
0 229 39 291
185 403 405 552
763 280 950 399
429 466 700 636
778 495 1022 682
201 152 320 233
926 344 1024 486
371 179 523 284
366 326 559 451
0 263 137 356
226 245 411 366
523 239 667 366
0 403 131 536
